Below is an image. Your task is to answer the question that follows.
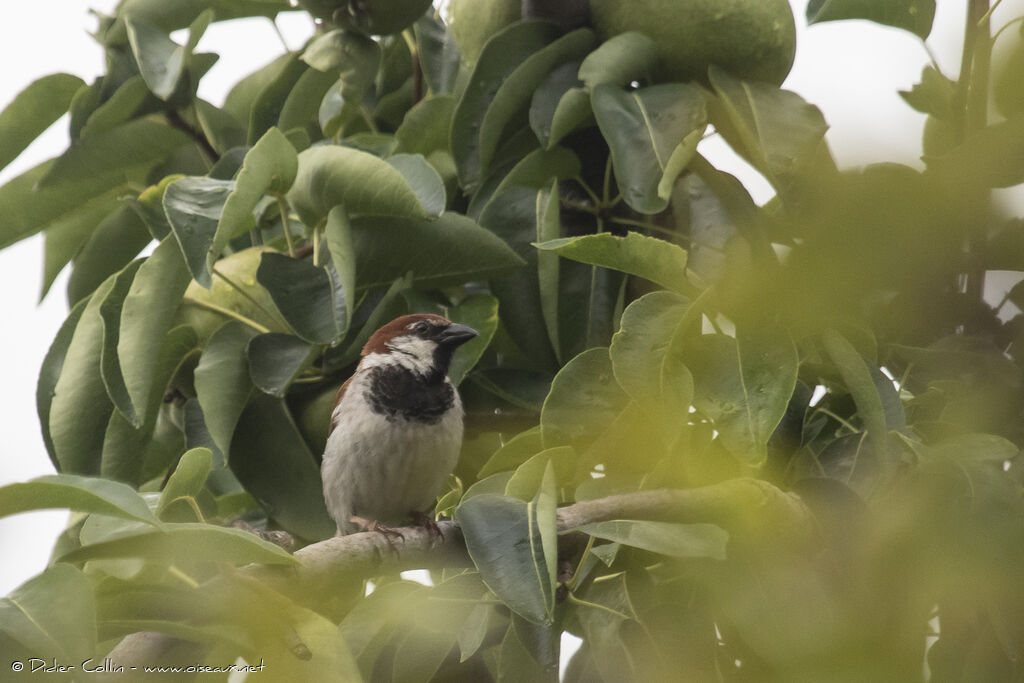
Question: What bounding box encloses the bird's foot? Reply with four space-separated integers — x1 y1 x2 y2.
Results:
349 515 405 542
411 511 443 543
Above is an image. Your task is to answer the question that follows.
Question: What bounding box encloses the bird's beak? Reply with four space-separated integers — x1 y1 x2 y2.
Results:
439 323 478 347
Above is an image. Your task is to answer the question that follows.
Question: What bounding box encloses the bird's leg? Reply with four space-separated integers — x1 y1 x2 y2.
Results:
349 515 405 542
411 510 443 543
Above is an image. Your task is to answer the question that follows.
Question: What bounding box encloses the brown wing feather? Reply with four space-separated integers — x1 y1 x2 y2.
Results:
328 375 354 435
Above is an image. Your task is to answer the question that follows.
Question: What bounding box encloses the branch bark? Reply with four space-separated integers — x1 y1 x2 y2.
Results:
100 479 816 676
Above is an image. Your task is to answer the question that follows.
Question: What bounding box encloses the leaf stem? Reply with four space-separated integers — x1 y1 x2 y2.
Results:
276 194 296 258
183 296 271 334
566 535 595 590
212 266 280 324
565 591 631 620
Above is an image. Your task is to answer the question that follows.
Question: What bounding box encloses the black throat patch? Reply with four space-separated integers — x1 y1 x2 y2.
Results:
366 365 455 424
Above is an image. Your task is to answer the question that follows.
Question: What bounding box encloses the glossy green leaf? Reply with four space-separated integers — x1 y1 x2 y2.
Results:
0 564 96 664
478 28 597 179
37 300 88 467
157 448 213 518
118 236 193 426
578 32 658 87
41 192 123 300
0 159 142 250
385 153 447 218
324 206 356 329
223 53 292 127
415 13 460 95
505 447 574 501
104 0 287 41
350 212 526 289
610 291 693 444
690 325 798 464
301 29 381 89
708 67 829 188
248 54 308 145
0 474 159 526
125 10 211 99
592 82 706 214
395 95 456 155
37 117 190 189
102 325 200 484
164 176 235 288
257 252 344 343
478 426 545 479
448 294 500 386
536 182 561 362
0 73 83 173
821 328 893 456
535 232 689 294
451 21 564 190
807 0 936 39
79 76 152 139
541 347 629 450
58 523 298 565
49 276 117 474
277 66 339 134
229 394 335 540
578 521 728 559
455 486 557 625
287 144 441 226
97 260 145 426
529 61 592 149
195 322 259 454
195 99 247 155
214 127 297 255
494 147 581 196
67 206 153 306
247 333 316 396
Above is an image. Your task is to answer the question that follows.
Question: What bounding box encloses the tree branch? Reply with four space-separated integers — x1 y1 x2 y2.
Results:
99 479 816 677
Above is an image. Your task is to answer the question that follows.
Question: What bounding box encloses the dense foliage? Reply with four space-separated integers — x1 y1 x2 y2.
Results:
2 0 1024 680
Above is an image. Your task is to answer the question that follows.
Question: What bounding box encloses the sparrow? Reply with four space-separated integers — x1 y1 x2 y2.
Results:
321 313 478 535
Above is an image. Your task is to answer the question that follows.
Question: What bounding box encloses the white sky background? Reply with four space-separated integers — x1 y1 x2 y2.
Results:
1 0 1022 604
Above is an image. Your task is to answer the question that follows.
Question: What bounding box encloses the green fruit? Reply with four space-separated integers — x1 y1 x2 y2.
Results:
588 0 797 85
177 247 292 342
447 0 521 65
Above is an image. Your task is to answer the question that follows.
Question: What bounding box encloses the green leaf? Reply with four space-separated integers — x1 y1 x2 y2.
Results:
578 32 658 87
820 328 894 456
196 99 247 155
223 53 292 127
928 117 1024 189
248 55 309 145
324 206 356 329
535 232 689 294
38 117 191 188
350 212 526 289
38 300 88 467
157 448 213 518
807 0 936 39
455 489 556 625
579 521 728 559
301 29 381 88
447 294 500 386
505 447 574 501
125 11 211 100
79 76 152 139
0 159 143 251
478 28 597 180
257 252 344 343
287 144 442 226
395 95 456 155
536 182 562 362
195 322 259 454
386 153 447 218
0 474 159 526
529 61 592 149
118 236 192 426
451 21 565 190
278 66 339 134
67 206 153 306
335 0 433 34
50 276 117 474
479 427 544 479
415 13 460 95
229 395 335 540
707 67 829 189
0 73 83 173
541 347 629 450
609 291 693 446
98 260 145 426
105 0 287 40
164 176 235 288
58 523 298 565
592 82 706 214
690 325 798 464
214 127 297 258
899 66 956 120
247 333 316 397
0 564 96 663
41 192 123 300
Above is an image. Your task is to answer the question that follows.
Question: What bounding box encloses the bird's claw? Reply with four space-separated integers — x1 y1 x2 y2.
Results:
411 511 443 543
349 515 405 542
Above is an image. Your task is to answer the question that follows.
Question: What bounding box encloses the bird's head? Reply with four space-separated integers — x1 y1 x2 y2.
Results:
361 314 478 382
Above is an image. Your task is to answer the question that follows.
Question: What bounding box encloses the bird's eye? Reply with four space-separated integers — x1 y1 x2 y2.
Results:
413 321 430 334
